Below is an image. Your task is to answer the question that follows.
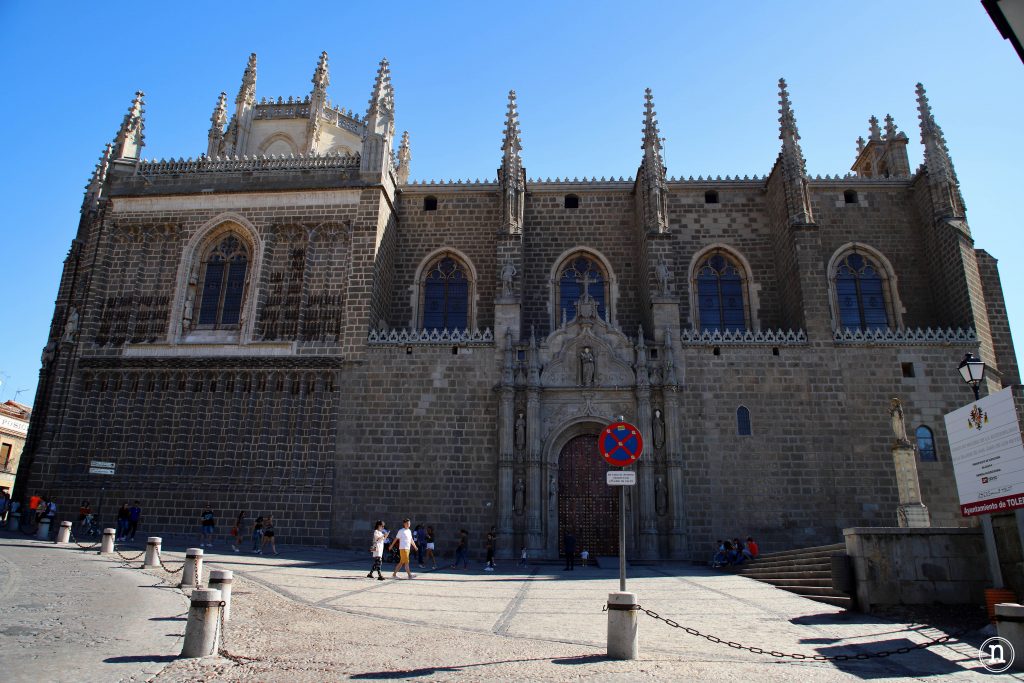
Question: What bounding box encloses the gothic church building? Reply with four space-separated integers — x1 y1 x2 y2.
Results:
17 53 1019 559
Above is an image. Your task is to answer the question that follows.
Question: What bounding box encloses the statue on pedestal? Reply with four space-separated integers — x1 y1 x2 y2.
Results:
580 346 596 386
889 397 911 447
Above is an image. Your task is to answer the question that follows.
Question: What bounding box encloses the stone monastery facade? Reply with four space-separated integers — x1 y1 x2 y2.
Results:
16 52 1019 559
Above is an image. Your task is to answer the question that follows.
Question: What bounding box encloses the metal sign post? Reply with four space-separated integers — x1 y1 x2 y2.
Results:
599 421 643 660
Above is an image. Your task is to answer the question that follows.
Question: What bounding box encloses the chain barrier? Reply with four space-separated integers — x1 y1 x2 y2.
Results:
157 551 186 575
614 604 973 662
216 601 263 664
114 546 146 564
67 529 101 551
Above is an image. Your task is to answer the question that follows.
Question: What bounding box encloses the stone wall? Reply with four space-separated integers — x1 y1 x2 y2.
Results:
843 527 987 610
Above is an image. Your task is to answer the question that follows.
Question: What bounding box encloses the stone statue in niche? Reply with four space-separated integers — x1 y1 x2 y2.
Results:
500 260 516 297
653 408 666 450
41 341 57 367
514 478 525 515
514 412 526 451
62 307 80 343
579 346 596 386
889 397 911 447
656 258 672 296
655 475 667 516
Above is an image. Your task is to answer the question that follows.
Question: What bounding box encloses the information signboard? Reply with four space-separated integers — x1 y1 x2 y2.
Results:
945 387 1024 516
606 470 637 486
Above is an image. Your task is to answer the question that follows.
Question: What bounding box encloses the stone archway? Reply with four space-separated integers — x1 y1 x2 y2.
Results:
557 434 619 557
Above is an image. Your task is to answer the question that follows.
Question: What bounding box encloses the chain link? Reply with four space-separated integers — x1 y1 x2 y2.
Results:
67 529 101 551
157 550 186 575
628 604 971 662
216 601 263 664
114 546 146 563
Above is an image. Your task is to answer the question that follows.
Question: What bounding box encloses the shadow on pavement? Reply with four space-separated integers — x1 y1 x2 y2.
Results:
104 654 179 664
817 638 960 678
351 653 607 678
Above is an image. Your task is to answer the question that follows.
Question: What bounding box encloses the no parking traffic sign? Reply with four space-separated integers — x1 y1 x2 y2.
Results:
598 422 643 467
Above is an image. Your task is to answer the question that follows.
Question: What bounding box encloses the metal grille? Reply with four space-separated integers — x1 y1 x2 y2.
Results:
558 434 618 557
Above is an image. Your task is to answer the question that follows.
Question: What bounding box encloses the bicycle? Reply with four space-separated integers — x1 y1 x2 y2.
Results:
79 514 101 538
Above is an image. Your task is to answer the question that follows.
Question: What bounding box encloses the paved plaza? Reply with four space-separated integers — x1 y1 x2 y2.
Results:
0 534 1013 681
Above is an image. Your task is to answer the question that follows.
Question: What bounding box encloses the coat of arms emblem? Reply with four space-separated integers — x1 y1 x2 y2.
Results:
968 405 989 430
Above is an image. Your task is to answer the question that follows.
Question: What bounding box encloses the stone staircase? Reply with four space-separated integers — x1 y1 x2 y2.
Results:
738 543 853 609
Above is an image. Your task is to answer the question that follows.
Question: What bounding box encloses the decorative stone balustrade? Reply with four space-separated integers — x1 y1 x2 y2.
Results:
137 152 360 176
679 328 807 345
368 328 494 346
833 326 976 345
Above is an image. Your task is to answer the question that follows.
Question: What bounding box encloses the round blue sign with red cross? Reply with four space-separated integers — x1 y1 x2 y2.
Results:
598 421 643 467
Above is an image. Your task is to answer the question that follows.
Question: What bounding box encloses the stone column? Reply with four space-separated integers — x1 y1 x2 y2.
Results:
526 388 543 551
497 384 515 558
892 443 930 528
634 330 658 558
663 339 688 557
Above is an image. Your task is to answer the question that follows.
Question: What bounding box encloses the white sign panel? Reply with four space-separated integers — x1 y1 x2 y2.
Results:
0 415 28 437
945 387 1024 516
606 470 637 486
89 460 115 476
89 468 115 476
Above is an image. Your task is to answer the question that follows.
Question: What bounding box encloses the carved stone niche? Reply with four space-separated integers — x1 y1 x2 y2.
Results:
540 319 636 388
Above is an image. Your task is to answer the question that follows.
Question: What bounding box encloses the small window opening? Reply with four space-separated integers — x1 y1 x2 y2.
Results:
451 346 459 355
516 349 526 361
844 189 858 204
704 190 719 204
916 426 937 462
424 196 438 211
901 362 916 378
564 194 579 209
650 348 659 359
713 347 721 356
772 347 780 356
737 406 752 436
406 345 413 355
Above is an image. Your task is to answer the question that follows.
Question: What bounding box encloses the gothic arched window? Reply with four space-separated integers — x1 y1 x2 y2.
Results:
737 406 752 436
834 252 889 331
197 234 249 328
421 255 469 331
916 425 937 462
558 255 607 323
695 251 747 332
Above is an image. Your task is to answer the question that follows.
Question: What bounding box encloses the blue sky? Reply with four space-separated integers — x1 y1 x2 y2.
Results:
0 1 1021 404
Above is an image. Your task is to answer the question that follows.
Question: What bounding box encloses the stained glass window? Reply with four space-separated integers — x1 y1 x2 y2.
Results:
835 252 889 331
198 235 248 328
422 256 468 330
696 252 746 332
558 256 606 322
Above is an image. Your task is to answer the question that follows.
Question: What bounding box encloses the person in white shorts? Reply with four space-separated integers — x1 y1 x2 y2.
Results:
425 526 437 569
389 518 418 579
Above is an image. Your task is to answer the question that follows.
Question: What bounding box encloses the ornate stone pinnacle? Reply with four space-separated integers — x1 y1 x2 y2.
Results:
312 51 330 91
501 90 522 175
777 78 799 141
211 92 227 129
642 88 661 151
367 57 393 117
856 136 866 154
868 115 881 141
113 91 145 159
884 114 898 140
237 53 257 105
396 131 411 184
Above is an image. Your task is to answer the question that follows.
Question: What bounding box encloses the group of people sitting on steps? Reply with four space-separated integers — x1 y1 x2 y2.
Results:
711 536 758 568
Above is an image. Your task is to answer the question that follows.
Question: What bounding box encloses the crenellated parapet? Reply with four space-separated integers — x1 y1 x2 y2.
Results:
680 328 808 345
833 326 977 345
137 152 360 176
368 327 494 346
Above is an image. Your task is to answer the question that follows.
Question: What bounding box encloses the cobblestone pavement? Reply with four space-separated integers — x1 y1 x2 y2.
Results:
0 534 1014 681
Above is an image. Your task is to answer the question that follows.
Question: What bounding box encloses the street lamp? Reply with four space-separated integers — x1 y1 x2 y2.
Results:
958 352 986 400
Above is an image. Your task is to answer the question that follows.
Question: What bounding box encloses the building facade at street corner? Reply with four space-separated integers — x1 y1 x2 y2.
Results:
13 51 1020 561
0 400 31 493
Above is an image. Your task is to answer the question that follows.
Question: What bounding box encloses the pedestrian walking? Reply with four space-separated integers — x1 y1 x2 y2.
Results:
389 518 418 579
425 526 437 569
367 520 388 580
200 506 216 548
563 530 576 571
261 515 278 555
77 501 92 534
414 524 426 567
116 503 130 540
251 515 264 553
518 547 528 567
230 511 246 553
485 526 497 571
452 528 469 569
127 501 142 541
0 489 10 523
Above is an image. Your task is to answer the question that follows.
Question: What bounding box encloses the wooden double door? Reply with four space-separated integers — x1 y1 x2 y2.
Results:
557 434 619 557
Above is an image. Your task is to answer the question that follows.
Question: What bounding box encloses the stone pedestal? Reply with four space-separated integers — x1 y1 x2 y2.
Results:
494 301 521 344
607 591 639 660
144 537 162 568
994 603 1024 671
897 503 931 529
56 521 72 544
35 518 51 540
650 297 679 345
892 444 930 527
180 588 223 658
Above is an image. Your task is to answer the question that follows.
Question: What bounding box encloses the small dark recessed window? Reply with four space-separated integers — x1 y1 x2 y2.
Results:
844 189 858 204
737 406 752 436
705 190 719 204
916 426 937 462
713 347 721 356
424 196 438 211
451 346 459 355
772 347 780 356
901 362 915 378
564 194 579 209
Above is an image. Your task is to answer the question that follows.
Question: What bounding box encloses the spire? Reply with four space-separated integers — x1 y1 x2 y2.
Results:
776 78 813 224
307 51 330 153
83 143 113 212
868 115 882 142
207 92 227 157
916 83 964 216
856 136 866 154
883 114 897 140
225 53 257 156
112 91 145 161
499 90 525 234
639 88 668 233
396 131 411 184
365 57 394 138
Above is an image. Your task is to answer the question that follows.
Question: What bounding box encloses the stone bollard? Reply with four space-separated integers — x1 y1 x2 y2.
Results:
101 528 116 554
180 588 223 658
56 521 72 544
182 547 204 587
607 591 639 660
144 537 162 568
208 570 234 621
994 603 1024 671
6 511 20 532
36 517 51 540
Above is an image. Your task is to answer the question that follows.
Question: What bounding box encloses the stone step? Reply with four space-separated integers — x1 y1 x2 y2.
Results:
758 576 835 588
742 558 832 571
772 584 849 598
756 543 846 562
